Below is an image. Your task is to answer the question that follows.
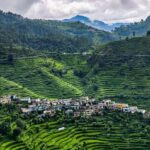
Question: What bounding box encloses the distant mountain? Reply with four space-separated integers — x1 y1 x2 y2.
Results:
0 11 116 53
113 16 150 37
63 15 128 32
63 15 91 23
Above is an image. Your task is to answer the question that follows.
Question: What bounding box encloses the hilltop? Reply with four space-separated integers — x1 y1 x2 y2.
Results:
114 16 150 37
63 15 128 32
0 10 116 53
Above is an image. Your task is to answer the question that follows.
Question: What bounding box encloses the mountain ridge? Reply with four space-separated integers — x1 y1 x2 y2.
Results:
63 15 129 32
0 10 117 53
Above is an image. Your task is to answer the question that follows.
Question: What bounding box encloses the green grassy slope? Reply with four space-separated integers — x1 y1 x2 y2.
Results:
0 112 150 150
0 55 86 99
1 36 150 150
86 36 150 110
0 76 40 98
1 37 150 109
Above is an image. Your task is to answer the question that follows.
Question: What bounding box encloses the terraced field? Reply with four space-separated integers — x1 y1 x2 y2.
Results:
0 112 150 150
0 56 86 99
1 54 150 110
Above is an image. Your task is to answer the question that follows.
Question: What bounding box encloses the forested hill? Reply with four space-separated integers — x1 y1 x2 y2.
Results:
90 36 150 68
85 36 150 109
1 36 150 109
113 16 150 38
0 10 116 53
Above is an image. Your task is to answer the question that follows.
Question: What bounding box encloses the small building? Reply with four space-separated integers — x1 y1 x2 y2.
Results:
0 96 11 104
10 95 17 100
79 96 90 102
58 127 65 131
21 108 32 114
44 110 56 117
38 114 46 118
115 103 129 110
20 97 31 103
144 112 150 118
53 105 63 111
102 99 112 107
28 104 37 111
83 109 94 117
65 109 73 116
97 103 104 109
74 111 81 118
70 105 80 110
32 99 41 104
129 106 138 114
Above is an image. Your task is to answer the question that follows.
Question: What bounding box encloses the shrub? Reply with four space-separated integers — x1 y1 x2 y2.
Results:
13 127 22 138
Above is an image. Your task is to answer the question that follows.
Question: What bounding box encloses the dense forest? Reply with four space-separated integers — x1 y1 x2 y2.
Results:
113 16 150 38
0 10 116 53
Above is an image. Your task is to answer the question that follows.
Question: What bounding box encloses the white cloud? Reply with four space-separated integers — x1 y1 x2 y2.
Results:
0 0 150 23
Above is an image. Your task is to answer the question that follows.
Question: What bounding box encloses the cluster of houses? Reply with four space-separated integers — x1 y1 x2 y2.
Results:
0 95 149 118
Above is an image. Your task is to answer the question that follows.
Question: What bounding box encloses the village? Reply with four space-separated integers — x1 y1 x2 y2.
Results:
0 95 150 119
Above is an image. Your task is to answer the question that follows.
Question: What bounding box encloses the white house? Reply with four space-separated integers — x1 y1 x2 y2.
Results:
129 107 138 114
20 97 31 103
58 127 65 131
21 108 32 114
0 96 11 104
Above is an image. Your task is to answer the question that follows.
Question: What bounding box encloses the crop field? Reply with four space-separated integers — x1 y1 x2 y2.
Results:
0 111 150 150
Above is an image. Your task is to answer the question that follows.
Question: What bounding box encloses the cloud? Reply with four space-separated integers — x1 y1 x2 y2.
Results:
0 0 150 23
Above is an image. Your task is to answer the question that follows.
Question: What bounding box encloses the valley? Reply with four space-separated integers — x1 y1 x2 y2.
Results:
0 10 150 150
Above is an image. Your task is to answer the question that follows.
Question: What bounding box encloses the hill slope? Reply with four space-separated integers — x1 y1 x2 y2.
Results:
0 10 116 53
86 36 150 109
1 37 150 109
114 16 150 37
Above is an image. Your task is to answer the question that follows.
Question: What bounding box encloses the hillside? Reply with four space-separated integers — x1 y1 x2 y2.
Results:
0 10 116 53
86 36 150 110
114 16 150 37
1 37 150 110
1 30 150 150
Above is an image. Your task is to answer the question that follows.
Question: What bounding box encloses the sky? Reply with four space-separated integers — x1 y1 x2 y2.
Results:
0 0 150 23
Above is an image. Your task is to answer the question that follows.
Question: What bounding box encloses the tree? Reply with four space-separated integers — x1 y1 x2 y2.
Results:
146 31 150 36
73 70 86 78
133 31 135 37
7 54 14 64
126 37 129 41
0 122 11 135
93 83 99 92
16 119 25 129
13 127 22 138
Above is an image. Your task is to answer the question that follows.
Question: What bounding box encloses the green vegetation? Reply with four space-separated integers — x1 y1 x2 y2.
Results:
114 16 150 38
86 36 150 110
1 11 150 149
0 10 116 53
1 37 150 110
0 106 150 150
0 56 85 99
